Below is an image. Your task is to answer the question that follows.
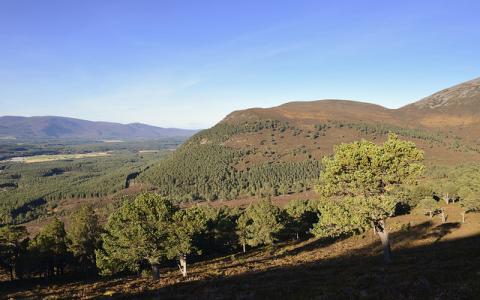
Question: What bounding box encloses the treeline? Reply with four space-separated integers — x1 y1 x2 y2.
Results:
0 151 168 224
140 120 322 201
0 206 101 280
0 195 319 281
315 121 444 143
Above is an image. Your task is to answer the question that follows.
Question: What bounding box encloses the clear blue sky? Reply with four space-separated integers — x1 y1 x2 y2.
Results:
1 0 479 129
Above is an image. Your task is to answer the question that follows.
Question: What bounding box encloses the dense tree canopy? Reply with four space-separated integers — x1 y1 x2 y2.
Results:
284 199 318 239
0 225 28 280
29 218 70 277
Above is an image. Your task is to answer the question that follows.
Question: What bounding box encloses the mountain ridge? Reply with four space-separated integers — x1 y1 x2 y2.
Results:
0 115 198 140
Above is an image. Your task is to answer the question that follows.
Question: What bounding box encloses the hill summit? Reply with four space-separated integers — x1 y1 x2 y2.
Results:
140 77 480 202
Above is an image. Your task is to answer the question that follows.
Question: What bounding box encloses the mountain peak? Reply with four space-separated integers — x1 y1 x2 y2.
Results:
412 77 480 109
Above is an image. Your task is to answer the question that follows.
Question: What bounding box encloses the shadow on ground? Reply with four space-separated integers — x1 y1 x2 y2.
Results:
132 222 480 300
2 221 479 300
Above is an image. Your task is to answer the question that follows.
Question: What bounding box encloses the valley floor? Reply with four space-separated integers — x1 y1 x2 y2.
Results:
2 205 480 299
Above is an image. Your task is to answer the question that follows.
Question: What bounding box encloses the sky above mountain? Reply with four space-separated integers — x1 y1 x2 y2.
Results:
0 0 479 129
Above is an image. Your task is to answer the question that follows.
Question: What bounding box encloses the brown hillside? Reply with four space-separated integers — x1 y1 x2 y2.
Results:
399 78 480 130
224 100 399 126
217 77 480 166
224 78 480 132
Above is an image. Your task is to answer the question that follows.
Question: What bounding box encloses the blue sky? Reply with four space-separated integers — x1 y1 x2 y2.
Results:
0 0 479 129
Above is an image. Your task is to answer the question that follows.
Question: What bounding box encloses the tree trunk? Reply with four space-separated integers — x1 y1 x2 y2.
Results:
372 221 377 235
242 243 246 253
375 219 392 264
441 209 447 223
461 212 465 223
151 263 160 280
429 211 433 218
179 255 187 277
296 232 299 240
444 193 449 205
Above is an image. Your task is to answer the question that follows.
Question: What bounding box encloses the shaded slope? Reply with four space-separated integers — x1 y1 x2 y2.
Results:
4 207 480 299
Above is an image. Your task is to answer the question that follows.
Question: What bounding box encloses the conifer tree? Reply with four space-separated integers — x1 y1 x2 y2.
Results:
458 192 480 223
96 193 176 279
166 206 209 277
314 134 424 263
284 199 318 239
0 225 28 280
29 218 70 277
236 200 284 249
417 196 441 219
68 205 102 273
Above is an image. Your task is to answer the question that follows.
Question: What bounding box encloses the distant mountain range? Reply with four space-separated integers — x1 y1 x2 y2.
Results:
0 116 198 140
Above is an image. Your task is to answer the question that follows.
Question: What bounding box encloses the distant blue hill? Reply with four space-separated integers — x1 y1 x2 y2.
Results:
0 116 199 140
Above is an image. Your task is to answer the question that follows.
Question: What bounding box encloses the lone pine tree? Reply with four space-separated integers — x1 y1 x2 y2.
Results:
417 196 441 219
315 133 424 263
458 191 480 223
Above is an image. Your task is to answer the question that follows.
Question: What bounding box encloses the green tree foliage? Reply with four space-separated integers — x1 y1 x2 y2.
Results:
96 193 176 279
393 184 435 212
312 196 396 237
312 197 368 237
314 134 424 263
29 218 70 277
417 197 440 218
236 200 285 250
317 133 424 198
196 205 241 254
68 205 102 272
0 225 28 280
0 148 171 224
325 121 444 143
139 121 322 202
166 206 210 277
458 191 480 223
284 199 318 239
436 182 459 204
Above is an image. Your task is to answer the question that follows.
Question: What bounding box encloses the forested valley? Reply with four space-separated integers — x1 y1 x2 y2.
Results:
0 139 183 224
3 134 480 299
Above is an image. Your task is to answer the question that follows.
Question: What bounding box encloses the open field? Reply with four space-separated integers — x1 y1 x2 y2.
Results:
8 152 110 163
2 204 479 299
